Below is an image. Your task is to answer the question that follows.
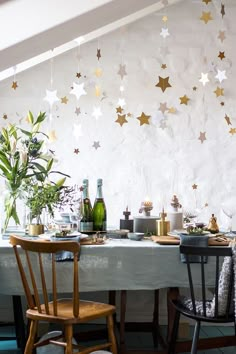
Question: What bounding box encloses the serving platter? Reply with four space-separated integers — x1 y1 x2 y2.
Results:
152 235 230 246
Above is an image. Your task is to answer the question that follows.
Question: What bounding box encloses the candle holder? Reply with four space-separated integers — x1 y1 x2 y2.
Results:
139 200 153 217
167 194 183 231
134 199 159 235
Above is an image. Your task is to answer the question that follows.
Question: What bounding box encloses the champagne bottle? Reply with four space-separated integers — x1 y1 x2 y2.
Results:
93 178 107 231
80 179 93 232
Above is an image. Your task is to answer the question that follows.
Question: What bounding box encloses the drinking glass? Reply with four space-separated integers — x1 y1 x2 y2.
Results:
221 199 236 235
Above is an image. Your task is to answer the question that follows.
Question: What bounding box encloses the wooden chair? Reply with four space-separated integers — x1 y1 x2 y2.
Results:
10 235 117 354
168 245 235 354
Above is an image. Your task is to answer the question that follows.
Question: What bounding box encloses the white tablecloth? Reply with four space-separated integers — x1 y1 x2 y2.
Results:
0 238 218 295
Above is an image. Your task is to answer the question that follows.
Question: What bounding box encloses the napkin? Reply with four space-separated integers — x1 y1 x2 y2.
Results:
179 234 209 263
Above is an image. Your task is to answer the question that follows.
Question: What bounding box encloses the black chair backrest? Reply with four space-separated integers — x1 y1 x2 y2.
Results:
179 245 233 319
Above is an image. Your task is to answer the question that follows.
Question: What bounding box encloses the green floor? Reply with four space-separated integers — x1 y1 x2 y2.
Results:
0 324 235 353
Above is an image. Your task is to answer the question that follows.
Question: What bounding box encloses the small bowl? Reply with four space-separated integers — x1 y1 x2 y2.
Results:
128 232 144 241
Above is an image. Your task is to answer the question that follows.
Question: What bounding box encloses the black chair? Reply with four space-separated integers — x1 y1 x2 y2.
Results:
168 245 235 354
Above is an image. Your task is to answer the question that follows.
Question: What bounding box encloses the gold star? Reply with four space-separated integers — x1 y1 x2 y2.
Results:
95 67 102 77
115 114 128 127
12 81 18 90
137 112 150 126
193 86 197 91
218 51 225 60
61 96 68 104
202 0 212 4
74 148 80 154
48 130 57 142
168 107 176 114
162 15 168 22
225 114 232 125
200 11 213 24
116 106 123 114
95 85 101 97
229 128 236 135
161 64 167 69
198 131 206 144
192 184 198 190
214 87 224 97
2 114 8 120
155 76 172 92
218 31 226 43
179 95 190 105
97 48 101 60
76 72 81 79
127 112 132 117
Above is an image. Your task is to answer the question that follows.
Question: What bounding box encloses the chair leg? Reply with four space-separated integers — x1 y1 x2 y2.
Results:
191 321 201 354
168 310 180 354
107 314 118 354
12 295 26 352
64 324 73 354
24 320 38 354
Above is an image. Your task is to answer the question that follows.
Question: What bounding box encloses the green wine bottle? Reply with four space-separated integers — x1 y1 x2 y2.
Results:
80 179 93 232
93 178 107 231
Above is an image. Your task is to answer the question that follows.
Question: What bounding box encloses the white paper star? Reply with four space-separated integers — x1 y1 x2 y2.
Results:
199 73 209 86
92 106 102 120
44 90 60 107
73 123 83 139
160 28 170 39
215 70 227 83
117 98 126 108
70 82 87 100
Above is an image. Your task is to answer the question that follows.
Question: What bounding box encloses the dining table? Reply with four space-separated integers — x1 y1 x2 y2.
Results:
0 235 235 354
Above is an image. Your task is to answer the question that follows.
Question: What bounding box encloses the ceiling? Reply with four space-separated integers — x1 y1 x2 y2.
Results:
0 0 182 78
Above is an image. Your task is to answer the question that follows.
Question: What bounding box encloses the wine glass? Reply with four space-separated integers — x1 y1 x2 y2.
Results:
221 199 236 235
183 208 200 227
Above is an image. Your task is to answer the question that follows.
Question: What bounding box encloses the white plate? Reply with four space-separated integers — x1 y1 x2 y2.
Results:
38 232 88 241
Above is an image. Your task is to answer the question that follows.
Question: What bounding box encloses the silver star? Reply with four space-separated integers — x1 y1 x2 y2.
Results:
159 119 168 129
92 141 101 150
70 82 87 100
43 89 60 107
199 73 209 86
117 64 127 79
159 102 168 114
215 70 227 83
73 123 83 139
160 28 170 39
75 107 81 116
92 106 102 120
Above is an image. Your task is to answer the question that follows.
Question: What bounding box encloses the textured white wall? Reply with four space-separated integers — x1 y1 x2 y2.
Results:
0 0 236 230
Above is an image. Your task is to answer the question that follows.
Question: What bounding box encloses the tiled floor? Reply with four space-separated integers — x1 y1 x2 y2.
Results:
0 324 235 353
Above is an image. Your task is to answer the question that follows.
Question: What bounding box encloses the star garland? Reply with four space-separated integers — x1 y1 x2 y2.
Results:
11 66 18 90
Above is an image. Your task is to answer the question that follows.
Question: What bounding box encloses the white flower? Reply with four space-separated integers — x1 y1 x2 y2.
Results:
17 142 28 165
9 136 17 154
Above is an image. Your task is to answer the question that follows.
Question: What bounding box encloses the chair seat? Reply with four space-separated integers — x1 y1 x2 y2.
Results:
172 299 235 323
27 299 116 323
